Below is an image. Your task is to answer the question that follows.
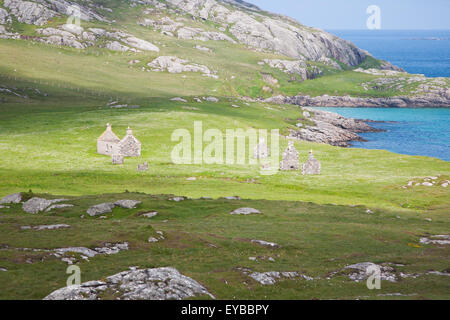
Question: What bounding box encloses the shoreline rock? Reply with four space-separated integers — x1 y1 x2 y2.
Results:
288 107 382 147
265 94 450 108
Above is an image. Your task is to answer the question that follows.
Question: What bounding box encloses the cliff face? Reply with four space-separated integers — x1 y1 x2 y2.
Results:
167 0 367 66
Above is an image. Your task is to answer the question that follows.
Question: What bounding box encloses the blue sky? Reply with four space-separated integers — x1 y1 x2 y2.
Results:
248 0 450 30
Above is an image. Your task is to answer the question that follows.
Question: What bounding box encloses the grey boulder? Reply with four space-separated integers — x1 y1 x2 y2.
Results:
86 203 115 216
22 198 67 214
114 200 142 209
0 193 22 204
230 207 261 215
44 267 214 300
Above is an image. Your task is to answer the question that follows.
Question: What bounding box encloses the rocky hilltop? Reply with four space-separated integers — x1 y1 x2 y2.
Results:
0 0 448 108
0 0 391 68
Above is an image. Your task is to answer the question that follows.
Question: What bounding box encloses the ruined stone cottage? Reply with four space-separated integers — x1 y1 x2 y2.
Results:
97 124 141 158
302 150 321 175
120 127 141 157
97 123 121 156
280 141 299 171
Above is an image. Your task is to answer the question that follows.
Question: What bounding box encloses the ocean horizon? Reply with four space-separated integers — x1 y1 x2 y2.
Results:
328 29 450 78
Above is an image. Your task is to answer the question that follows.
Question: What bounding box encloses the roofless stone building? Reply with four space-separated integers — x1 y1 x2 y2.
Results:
302 150 321 175
97 124 141 158
280 141 299 171
97 123 120 156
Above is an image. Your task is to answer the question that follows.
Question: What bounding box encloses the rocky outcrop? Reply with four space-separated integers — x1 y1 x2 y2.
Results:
114 200 141 209
0 193 22 204
122 36 159 52
4 0 57 26
22 197 69 214
280 107 380 147
148 56 216 76
177 26 235 42
0 8 12 24
36 24 160 52
251 240 280 248
86 202 115 216
249 271 313 285
166 0 367 66
44 267 214 300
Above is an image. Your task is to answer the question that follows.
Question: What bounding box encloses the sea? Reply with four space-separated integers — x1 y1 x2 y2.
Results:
318 30 450 161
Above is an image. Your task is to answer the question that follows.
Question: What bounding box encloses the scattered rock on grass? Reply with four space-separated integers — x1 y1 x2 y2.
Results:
170 97 187 102
142 212 158 218
251 240 280 248
22 198 69 214
21 224 70 231
231 208 260 215
0 193 22 204
114 200 142 209
45 204 74 212
344 262 397 282
87 203 115 216
246 271 313 285
44 267 214 300
169 196 186 202
419 235 450 245
224 196 241 200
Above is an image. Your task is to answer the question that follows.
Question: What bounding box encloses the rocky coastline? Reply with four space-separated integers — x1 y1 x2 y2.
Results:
265 93 450 108
290 107 384 147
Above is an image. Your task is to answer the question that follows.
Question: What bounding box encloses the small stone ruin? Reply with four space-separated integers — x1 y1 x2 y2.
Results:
137 162 149 171
280 141 299 171
301 150 321 175
97 124 141 165
112 154 124 165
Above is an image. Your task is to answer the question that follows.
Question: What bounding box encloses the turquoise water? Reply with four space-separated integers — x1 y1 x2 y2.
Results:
315 108 450 161
329 30 450 77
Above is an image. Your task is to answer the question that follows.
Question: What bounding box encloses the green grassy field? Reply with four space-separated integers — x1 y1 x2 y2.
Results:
0 193 449 300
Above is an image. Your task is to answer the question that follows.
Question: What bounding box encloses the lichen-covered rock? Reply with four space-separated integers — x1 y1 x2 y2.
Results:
45 204 74 212
344 262 397 282
177 26 235 43
44 267 214 300
4 0 57 26
0 8 12 24
22 198 67 214
21 224 70 230
114 200 142 209
86 202 115 216
61 23 83 35
105 41 131 52
148 56 213 75
230 207 261 215
0 193 22 204
122 36 159 52
249 271 312 285
419 235 450 245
